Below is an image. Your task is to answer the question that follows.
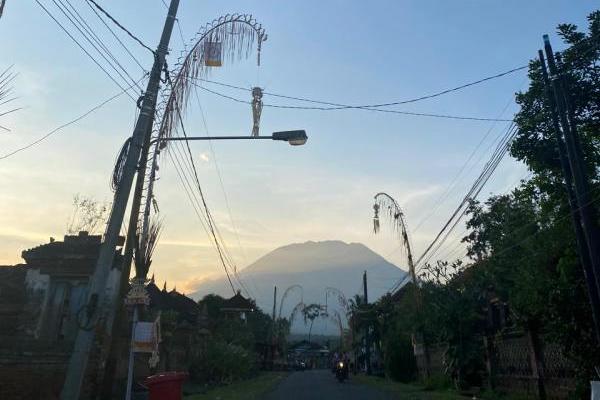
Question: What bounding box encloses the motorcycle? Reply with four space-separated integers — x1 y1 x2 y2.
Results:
335 360 348 383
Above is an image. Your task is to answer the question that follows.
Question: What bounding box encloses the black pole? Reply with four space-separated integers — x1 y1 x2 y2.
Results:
538 50 600 343
271 286 277 369
363 270 371 375
543 36 600 328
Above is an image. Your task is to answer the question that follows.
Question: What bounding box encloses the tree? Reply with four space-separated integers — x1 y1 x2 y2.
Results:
66 194 110 234
191 294 275 384
301 303 323 343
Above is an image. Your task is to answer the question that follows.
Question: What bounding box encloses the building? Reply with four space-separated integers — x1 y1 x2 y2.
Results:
0 231 124 399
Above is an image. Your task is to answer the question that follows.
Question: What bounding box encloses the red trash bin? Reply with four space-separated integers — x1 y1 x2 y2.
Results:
144 371 188 400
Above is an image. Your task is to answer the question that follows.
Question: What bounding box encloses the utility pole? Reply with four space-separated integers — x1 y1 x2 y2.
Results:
61 1 180 399
543 36 600 336
272 286 277 366
538 49 600 343
272 286 277 322
363 270 371 375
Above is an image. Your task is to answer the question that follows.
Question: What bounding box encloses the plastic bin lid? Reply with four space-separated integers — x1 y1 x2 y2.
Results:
144 371 188 385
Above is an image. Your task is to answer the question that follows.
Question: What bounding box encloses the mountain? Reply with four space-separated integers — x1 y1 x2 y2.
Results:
190 240 406 334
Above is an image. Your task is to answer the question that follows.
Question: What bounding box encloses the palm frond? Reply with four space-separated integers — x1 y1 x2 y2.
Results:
158 14 266 142
134 216 163 279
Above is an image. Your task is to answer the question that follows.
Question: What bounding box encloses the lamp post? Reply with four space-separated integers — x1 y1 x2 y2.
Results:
122 129 308 397
152 130 308 146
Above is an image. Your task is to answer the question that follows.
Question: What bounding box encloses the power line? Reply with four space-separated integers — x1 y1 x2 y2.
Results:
34 0 136 101
164 127 237 294
387 123 518 293
196 84 514 122
55 0 142 90
84 0 147 72
51 0 137 89
192 88 251 280
165 137 236 294
432 170 533 263
163 74 246 296
197 64 528 109
160 0 186 47
416 124 517 267
85 0 155 54
0 75 145 161
162 64 255 298
411 81 523 233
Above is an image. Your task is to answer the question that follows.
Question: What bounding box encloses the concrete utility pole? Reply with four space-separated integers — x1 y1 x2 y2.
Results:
61 1 180 398
363 270 371 375
542 36 600 342
538 49 600 343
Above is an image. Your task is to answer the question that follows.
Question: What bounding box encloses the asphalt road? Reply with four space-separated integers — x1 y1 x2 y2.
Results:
263 370 397 400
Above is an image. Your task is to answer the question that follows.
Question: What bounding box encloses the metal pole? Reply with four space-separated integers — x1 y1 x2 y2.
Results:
124 307 138 400
61 1 179 398
538 49 600 343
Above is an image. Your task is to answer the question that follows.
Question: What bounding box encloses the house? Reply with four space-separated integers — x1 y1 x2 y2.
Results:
0 231 124 400
220 290 255 320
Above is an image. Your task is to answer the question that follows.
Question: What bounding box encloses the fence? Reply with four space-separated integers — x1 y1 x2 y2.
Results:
415 330 576 399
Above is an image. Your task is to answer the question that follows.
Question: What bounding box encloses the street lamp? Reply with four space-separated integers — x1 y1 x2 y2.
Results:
155 129 308 147
272 130 308 146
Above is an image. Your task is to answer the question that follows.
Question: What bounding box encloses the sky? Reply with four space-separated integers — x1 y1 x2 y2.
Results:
0 1 597 295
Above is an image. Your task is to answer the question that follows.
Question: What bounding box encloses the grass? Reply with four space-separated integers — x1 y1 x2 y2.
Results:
354 375 528 400
353 374 466 400
184 372 288 400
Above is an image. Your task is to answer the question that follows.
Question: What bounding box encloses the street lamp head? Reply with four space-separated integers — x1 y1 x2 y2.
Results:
272 130 308 146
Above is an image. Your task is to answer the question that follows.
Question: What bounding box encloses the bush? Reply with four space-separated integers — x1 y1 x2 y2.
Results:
422 373 452 391
189 339 257 385
384 333 417 382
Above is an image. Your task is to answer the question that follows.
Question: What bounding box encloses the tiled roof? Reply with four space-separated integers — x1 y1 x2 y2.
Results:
221 290 254 311
146 282 199 324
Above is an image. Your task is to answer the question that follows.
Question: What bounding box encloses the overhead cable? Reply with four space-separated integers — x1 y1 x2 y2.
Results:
196 85 514 123
85 0 155 54
0 75 145 161
34 0 137 101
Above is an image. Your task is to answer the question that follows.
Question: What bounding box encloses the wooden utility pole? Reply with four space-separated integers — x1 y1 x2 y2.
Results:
538 49 600 342
363 270 371 375
543 35 600 341
61 1 180 398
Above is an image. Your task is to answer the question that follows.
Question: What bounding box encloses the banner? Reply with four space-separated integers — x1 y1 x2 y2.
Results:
204 41 222 67
133 316 161 354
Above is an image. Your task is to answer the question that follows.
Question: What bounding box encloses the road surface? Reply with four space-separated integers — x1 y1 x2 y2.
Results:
263 369 397 400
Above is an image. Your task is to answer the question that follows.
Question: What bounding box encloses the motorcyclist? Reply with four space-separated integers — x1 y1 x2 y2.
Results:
335 354 349 382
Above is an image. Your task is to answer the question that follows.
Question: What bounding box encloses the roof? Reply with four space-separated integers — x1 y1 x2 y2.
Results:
146 282 200 324
221 290 254 312
20 231 124 276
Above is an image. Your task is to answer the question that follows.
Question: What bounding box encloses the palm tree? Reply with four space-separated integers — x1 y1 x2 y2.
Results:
301 304 322 343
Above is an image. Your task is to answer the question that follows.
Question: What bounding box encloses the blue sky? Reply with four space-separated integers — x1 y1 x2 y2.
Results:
0 1 597 293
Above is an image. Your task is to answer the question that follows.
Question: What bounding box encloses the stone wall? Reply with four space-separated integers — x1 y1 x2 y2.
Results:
0 343 68 400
